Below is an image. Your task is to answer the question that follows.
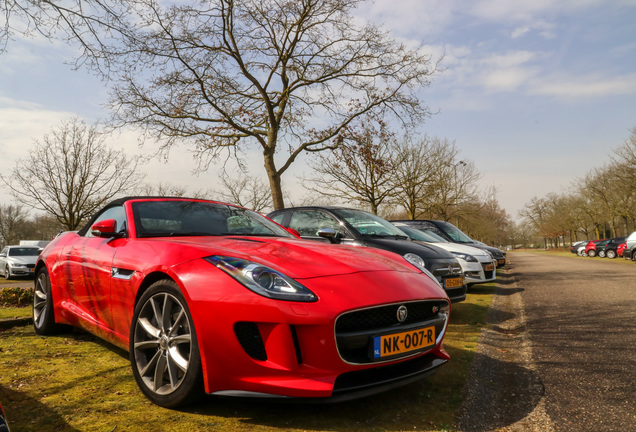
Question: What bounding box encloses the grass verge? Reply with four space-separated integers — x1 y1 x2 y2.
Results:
0 284 494 432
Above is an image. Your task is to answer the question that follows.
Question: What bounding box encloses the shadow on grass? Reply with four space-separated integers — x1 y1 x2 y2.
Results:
0 385 83 432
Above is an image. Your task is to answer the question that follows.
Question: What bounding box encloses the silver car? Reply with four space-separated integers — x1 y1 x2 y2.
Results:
0 245 40 279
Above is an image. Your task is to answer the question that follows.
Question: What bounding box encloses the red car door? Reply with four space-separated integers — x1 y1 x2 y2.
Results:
63 236 119 330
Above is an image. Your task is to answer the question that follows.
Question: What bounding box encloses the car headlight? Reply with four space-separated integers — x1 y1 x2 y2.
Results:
205 256 318 302
451 252 478 263
12 263 26 268
403 253 442 288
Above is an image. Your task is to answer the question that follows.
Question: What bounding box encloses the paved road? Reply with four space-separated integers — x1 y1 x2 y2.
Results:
515 252 636 431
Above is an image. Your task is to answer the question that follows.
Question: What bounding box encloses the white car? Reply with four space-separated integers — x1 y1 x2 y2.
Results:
392 223 497 285
0 245 40 279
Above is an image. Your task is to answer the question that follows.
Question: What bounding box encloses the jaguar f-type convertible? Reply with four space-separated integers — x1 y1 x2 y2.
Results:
33 197 450 408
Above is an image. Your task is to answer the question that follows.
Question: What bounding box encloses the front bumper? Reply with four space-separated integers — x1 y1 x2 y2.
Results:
180 265 451 399
463 259 497 285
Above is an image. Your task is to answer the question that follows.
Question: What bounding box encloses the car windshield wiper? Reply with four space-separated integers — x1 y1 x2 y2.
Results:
138 232 220 238
362 233 409 240
139 232 288 238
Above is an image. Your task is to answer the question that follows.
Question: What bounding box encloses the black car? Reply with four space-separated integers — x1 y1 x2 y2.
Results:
390 220 506 267
268 207 467 303
602 236 626 259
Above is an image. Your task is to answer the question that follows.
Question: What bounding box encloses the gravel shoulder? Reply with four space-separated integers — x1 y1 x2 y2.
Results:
456 257 555 431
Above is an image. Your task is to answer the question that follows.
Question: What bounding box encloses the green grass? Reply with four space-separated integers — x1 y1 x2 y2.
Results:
0 306 31 320
0 284 494 432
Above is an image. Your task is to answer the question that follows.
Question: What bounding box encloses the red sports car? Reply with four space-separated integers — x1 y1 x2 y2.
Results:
33 197 451 407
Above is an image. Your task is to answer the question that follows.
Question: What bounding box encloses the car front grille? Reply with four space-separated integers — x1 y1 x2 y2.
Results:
335 300 449 364
429 262 462 281
481 263 495 279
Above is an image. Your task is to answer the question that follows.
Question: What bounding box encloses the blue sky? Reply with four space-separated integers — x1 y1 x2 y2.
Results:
1 0 635 221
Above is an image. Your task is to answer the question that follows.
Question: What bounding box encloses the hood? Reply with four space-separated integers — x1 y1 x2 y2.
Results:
150 236 419 279
360 237 455 260
458 242 504 258
8 256 38 266
414 241 492 259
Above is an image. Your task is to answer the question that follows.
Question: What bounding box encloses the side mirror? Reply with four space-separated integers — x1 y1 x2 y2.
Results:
317 228 339 244
91 219 125 238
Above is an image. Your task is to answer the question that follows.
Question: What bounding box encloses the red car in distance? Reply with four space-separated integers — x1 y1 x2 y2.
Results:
617 242 627 258
33 197 451 408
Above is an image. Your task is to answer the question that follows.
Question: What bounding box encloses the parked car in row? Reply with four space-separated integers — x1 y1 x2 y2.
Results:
603 236 626 259
617 241 627 258
572 236 628 259
0 245 40 279
390 220 507 267
391 223 497 286
267 207 467 303
35 197 452 407
570 240 588 254
587 239 610 257
623 231 636 261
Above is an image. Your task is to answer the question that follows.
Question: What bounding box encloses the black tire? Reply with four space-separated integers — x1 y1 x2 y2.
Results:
4 265 10 280
33 267 65 335
588 250 596 257
598 250 606 258
130 280 204 408
607 250 616 259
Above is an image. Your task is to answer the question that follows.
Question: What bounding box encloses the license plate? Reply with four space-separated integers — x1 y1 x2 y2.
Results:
485 264 495 271
373 326 436 358
444 277 463 288
29 268 34 273
497 259 505 266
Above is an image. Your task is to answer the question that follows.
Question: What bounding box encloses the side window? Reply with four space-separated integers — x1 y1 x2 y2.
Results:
425 226 447 239
289 211 339 238
269 213 285 225
85 206 127 238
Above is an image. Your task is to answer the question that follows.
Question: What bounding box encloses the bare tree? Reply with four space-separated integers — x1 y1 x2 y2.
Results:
101 0 438 210
0 0 127 61
3 1 439 210
0 204 29 247
304 118 395 214
390 136 456 219
134 182 209 199
418 141 481 221
0 117 142 230
213 172 272 213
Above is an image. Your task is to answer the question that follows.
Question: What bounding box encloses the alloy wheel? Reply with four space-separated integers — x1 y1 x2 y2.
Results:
132 292 193 396
33 271 49 329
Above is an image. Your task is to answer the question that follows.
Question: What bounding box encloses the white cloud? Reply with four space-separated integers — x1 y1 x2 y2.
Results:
530 73 636 98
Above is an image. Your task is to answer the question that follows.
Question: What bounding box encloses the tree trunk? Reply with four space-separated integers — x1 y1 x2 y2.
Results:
264 151 285 210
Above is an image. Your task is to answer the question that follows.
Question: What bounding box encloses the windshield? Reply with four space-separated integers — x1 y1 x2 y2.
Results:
8 247 40 256
436 221 474 243
332 209 408 239
395 225 449 243
132 201 292 238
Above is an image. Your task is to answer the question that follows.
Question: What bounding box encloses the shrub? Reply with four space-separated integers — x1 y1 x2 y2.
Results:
0 287 34 307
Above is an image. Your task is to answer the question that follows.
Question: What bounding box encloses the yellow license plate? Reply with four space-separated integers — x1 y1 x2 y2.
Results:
485 264 495 271
497 259 505 266
373 326 436 358
444 277 463 288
